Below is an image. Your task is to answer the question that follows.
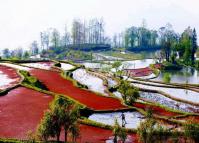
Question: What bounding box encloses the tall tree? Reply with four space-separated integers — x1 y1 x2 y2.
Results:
159 23 177 62
2 48 10 58
113 119 127 143
30 41 39 55
37 96 80 142
62 24 71 48
51 29 60 48
43 31 50 50
191 28 197 65
180 27 192 65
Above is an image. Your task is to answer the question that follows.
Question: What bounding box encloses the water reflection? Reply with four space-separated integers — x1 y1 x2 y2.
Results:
153 67 199 84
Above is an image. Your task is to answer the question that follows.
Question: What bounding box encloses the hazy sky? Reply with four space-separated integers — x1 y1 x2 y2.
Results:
0 0 199 50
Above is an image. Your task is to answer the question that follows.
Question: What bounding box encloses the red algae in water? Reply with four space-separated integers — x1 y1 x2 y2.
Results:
0 87 53 139
30 69 126 110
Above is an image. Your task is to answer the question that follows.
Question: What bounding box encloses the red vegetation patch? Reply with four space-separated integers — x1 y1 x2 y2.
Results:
0 65 21 90
59 124 138 143
125 67 153 77
177 116 199 124
0 87 53 139
38 61 55 69
125 63 162 77
133 102 179 117
30 69 126 110
34 62 60 72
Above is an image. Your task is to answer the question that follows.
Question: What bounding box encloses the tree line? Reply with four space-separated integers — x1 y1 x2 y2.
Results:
1 19 197 64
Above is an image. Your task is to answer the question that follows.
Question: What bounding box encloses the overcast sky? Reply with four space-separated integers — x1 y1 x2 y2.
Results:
0 0 199 50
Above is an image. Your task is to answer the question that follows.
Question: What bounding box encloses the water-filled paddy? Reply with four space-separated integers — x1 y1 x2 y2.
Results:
21 62 54 70
0 63 30 71
132 82 199 104
152 67 199 84
73 68 107 95
88 111 144 129
140 92 199 113
60 63 75 71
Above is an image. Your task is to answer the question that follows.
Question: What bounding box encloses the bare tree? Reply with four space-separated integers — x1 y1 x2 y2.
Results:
30 41 39 55
51 28 60 48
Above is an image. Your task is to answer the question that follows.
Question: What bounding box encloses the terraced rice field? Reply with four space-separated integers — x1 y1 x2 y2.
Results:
29 69 126 110
0 63 31 71
73 68 108 95
88 111 144 129
21 62 54 70
0 87 53 139
0 65 21 90
132 82 199 104
0 60 199 142
140 92 199 113
60 62 75 70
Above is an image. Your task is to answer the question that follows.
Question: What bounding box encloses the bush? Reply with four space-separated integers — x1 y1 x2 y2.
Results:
162 61 182 70
150 64 160 76
163 73 171 83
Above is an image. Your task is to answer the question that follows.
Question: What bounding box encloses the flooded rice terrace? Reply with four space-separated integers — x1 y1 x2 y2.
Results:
152 67 199 84
88 111 144 129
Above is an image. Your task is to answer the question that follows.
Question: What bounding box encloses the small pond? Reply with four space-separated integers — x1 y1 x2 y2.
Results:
152 67 199 84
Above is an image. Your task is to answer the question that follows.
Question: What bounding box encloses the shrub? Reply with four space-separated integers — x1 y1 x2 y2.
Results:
162 61 182 70
163 73 171 83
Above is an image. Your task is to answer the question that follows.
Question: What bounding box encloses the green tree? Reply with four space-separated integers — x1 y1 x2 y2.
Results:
112 61 122 73
37 96 80 142
24 51 30 59
180 27 193 65
113 119 127 143
51 96 80 142
159 23 177 62
51 28 60 48
37 111 59 141
137 118 156 143
118 80 139 105
191 28 197 65
2 48 10 59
